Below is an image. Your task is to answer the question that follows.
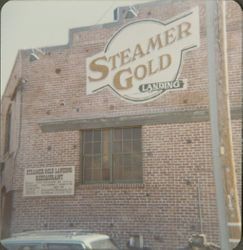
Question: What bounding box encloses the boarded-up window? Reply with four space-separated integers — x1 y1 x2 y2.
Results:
1 188 12 239
82 127 142 183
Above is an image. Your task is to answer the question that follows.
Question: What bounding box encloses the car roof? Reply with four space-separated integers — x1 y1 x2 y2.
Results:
1 230 110 245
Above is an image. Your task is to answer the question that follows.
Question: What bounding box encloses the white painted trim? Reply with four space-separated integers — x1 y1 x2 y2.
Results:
229 239 240 243
227 222 241 226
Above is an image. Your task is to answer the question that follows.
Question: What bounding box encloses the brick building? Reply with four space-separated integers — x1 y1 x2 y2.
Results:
0 0 241 249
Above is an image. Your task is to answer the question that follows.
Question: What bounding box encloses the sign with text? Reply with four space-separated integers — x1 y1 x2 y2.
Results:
23 166 75 197
86 7 200 103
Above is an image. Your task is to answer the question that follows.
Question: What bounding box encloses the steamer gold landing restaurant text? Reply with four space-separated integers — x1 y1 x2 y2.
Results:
86 7 200 103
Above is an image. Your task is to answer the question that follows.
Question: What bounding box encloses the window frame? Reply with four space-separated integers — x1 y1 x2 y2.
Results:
80 126 143 184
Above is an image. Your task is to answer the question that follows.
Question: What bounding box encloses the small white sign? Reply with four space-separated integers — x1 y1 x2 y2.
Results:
23 166 75 197
86 7 200 103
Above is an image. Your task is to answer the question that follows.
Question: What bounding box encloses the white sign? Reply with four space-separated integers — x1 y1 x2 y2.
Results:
86 7 200 103
23 166 75 197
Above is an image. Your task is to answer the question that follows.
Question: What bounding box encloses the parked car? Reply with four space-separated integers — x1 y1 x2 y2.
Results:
0 230 119 250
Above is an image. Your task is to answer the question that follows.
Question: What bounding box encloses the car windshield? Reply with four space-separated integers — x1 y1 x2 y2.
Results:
0 244 84 250
0 244 42 250
47 244 84 250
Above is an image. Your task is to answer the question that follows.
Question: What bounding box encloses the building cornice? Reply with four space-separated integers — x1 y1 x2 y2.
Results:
38 107 242 133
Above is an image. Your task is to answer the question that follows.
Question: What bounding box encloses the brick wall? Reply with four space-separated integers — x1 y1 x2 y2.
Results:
1 0 241 249
10 123 222 249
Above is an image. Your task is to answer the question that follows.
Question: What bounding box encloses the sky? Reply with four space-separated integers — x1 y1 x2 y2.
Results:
1 0 152 95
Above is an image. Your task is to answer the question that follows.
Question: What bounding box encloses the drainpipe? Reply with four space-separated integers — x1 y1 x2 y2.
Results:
12 78 26 187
